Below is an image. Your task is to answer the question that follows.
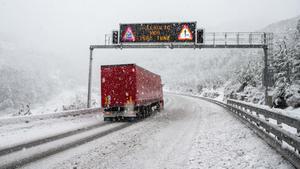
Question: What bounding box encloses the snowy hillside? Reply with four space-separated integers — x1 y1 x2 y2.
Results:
262 15 300 33
0 40 91 117
222 15 300 109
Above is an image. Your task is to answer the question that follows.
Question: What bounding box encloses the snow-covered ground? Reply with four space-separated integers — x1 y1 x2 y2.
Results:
31 88 101 115
0 87 100 119
16 93 293 169
0 111 102 150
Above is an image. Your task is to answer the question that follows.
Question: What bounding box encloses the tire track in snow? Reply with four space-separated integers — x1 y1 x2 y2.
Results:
0 121 108 156
0 122 132 169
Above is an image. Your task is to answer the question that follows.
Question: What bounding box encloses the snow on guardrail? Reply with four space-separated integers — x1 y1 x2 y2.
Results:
227 99 300 134
0 108 102 125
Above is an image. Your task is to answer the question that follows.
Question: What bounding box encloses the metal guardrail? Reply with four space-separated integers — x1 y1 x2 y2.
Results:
227 99 300 134
198 97 300 168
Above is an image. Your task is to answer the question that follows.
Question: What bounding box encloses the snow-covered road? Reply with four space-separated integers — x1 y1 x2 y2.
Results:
17 94 294 168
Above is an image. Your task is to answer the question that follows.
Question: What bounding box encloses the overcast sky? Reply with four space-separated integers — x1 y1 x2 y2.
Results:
1 0 299 46
0 0 299 78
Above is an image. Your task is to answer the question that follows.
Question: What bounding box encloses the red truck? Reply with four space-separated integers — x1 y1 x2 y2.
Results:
101 64 164 121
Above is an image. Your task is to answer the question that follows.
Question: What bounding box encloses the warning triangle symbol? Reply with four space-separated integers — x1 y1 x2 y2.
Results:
122 26 136 42
178 25 193 41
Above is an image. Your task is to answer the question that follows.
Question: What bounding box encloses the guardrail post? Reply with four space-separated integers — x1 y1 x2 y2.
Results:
295 130 299 153
265 116 269 122
225 33 227 46
296 130 300 153
265 116 270 133
253 110 260 126
277 120 283 142
277 120 283 128
213 33 215 46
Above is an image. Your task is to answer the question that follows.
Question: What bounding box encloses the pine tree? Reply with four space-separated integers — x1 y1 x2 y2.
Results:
291 19 300 84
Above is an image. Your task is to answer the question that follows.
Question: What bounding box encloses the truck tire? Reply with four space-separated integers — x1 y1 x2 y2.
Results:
104 117 113 122
128 117 136 122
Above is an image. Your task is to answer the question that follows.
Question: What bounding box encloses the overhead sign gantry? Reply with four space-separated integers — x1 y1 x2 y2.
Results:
119 22 196 43
87 22 273 108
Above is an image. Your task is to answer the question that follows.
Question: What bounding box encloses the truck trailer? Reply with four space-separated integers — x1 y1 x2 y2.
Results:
101 64 164 121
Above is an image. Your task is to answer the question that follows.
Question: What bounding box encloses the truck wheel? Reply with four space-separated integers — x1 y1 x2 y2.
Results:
141 107 147 118
156 102 160 112
158 101 164 111
128 117 136 122
104 117 112 122
147 107 151 116
142 110 147 118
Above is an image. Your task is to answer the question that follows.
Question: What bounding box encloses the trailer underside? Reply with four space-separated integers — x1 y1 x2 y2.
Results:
103 100 164 122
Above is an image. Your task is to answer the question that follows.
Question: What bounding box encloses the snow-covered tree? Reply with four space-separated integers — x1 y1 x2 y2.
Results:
236 61 262 92
271 19 300 108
